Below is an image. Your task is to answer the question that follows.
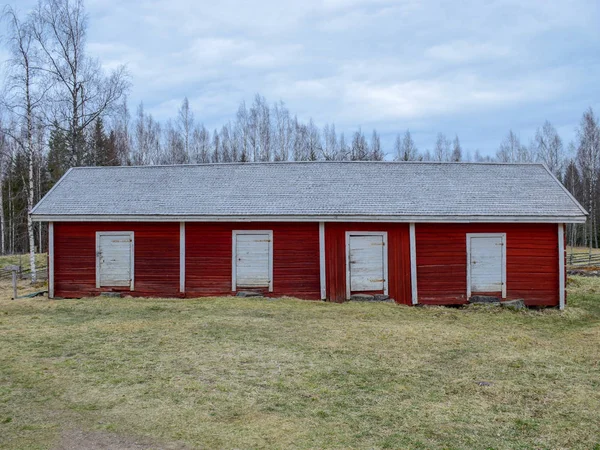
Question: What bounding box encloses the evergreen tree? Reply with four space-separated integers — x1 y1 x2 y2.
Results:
105 131 119 166
47 121 69 186
88 118 108 165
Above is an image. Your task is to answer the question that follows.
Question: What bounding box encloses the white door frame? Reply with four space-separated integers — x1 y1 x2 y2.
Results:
319 222 326 300
180 222 186 293
231 230 274 292
409 223 418 305
466 233 506 298
345 231 388 299
95 231 135 290
48 222 54 299
558 223 565 310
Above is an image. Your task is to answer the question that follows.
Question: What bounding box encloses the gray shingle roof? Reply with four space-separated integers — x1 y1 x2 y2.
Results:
31 162 587 222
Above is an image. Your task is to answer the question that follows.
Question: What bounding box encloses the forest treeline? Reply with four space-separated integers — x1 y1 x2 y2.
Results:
1 0 599 279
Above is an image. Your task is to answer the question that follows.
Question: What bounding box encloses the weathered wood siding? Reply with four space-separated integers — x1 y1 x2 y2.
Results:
415 223 559 306
233 232 272 289
347 234 386 292
54 222 180 298
325 223 412 304
185 222 320 299
97 232 134 287
52 221 561 306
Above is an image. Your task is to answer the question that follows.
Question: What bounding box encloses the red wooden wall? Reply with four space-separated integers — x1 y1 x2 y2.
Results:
53 222 180 298
185 222 320 299
415 223 560 306
324 223 412 304
52 221 561 306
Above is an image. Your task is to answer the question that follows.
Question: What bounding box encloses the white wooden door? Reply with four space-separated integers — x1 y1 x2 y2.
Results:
235 233 271 289
97 233 133 288
348 234 386 293
469 235 504 294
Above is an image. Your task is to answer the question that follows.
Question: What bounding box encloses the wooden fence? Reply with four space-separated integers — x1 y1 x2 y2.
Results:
0 264 48 282
567 252 600 267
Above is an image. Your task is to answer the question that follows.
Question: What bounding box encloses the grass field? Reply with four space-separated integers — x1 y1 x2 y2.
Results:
0 254 47 271
1 279 599 449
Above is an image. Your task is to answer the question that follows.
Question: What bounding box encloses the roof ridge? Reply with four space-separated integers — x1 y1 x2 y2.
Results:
69 161 546 170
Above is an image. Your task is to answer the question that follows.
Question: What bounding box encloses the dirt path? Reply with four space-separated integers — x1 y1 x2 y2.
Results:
53 429 190 450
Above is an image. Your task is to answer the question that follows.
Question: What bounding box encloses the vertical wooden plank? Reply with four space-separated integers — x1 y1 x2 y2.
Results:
345 232 351 299
231 231 237 291
180 222 185 293
558 223 565 310
268 230 273 292
501 233 507 299
95 232 134 288
325 223 345 303
130 232 135 290
319 222 326 299
48 222 54 299
382 232 389 296
95 231 101 289
409 222 418 305
466 234 472 298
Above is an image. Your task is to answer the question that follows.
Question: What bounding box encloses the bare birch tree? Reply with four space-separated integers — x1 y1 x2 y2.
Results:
322 123 339 160
273 101 292 161
576 108 600 255
31 0 129 166
2 7 45 281
434 133 450 161
533 120 564 178
351 129 368 160
496 130 533 162
395 130 418 161
177 97 193 160
0 121 6 254
370 130 384 161
451 135 462 162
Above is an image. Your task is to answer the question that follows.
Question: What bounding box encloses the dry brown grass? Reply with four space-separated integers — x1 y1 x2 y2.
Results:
0 278 599 449
567 246 600 255
0 254 47 271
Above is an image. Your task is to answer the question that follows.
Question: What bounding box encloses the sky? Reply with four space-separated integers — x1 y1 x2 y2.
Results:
8 0 600 157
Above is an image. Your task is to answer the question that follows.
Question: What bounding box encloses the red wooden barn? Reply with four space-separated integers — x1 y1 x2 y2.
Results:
31 162 587 308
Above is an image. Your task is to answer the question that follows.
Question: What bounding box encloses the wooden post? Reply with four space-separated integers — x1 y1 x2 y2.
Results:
4 265 20 299
12 270 17 300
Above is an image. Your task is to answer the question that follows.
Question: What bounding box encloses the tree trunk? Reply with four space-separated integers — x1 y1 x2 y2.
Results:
8 174 13 255
37 161 42 254
25 58 37 282
0 164 4 255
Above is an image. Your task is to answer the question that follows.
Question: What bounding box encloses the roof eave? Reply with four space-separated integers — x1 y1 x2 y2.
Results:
30 214 588 224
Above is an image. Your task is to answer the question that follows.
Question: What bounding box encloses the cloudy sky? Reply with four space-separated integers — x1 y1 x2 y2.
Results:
12 0 600 157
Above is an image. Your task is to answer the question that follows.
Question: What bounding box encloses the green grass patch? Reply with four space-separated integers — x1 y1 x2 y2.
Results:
0 277 599 448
